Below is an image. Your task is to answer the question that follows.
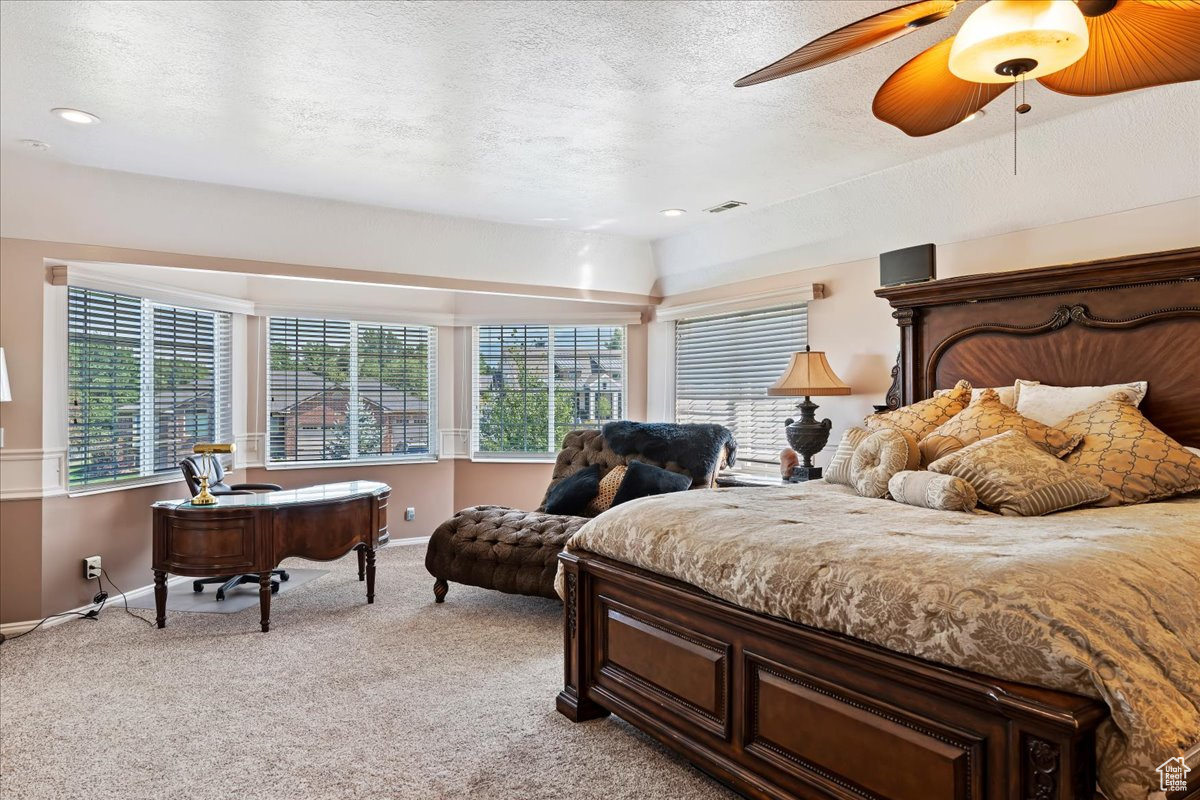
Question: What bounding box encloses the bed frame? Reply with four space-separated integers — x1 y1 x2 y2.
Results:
557 247 1200 800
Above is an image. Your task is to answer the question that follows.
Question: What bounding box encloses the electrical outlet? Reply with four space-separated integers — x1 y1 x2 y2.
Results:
83 555 101 581
405 507 416 521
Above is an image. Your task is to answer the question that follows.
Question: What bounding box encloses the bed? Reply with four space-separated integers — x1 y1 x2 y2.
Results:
554 247 1200 800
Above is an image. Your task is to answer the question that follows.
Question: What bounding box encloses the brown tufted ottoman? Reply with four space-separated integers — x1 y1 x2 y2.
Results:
424 506 587 601
425 427 731 602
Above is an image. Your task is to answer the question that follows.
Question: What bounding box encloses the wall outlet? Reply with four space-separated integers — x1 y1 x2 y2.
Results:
83 555 102 581
405 507 416 521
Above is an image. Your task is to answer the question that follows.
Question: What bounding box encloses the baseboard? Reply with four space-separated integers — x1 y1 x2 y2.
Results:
0 574 190 638
388 535 430 547
1 540 429 639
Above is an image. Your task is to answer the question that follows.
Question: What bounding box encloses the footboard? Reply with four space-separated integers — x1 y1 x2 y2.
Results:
556 550 1107 800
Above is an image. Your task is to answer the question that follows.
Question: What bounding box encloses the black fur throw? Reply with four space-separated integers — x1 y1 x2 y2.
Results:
543 464 601 515
602 421 737 485
611 461 693 508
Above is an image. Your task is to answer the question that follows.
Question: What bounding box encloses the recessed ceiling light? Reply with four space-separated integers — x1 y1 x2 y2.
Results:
51 108 100 125
961 109 985 124
19 139 50 150
660 209 687 217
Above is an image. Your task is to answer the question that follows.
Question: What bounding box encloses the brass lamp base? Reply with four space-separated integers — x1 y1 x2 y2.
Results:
783 396 833 483
191 474 218 505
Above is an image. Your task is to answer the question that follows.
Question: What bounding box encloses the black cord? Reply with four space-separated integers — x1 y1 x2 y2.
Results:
101 569 155 627
1 576 107 645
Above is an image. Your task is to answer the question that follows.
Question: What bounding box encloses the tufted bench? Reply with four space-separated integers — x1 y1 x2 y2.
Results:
425 427 730 602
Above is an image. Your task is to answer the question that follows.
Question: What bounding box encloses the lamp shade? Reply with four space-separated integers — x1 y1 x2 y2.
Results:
0 348 10 402
948 0 1089 84
767 349 851 397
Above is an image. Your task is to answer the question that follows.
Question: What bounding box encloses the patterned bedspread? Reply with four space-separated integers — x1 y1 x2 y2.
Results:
557 482 1200 800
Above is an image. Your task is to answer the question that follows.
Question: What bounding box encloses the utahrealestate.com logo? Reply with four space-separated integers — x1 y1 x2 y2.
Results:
1157 756 1191 792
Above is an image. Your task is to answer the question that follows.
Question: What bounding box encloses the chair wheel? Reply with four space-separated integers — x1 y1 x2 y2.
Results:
271 582 280 594
215 590 226 601
193 581 204 593
279 572 290 582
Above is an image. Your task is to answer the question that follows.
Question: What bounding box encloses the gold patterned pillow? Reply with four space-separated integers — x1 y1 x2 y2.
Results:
850 428 920 499
866 380 971 441
887 470 978 512
928 431 1108 516
1057 399 1200 506
825 427 871 487
585 465 627 515
919 388 1080 465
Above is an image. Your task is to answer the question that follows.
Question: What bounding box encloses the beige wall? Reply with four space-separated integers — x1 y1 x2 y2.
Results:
0 237 650 624
655 199 1200 451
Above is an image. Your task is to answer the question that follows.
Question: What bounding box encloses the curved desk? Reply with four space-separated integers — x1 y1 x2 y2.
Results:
152 481 390 632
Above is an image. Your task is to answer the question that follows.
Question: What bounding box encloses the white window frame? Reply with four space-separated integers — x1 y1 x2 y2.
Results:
471 324 628 462
66 288 234 493
265 317 438 469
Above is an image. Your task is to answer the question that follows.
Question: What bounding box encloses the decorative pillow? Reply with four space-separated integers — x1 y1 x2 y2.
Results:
928 431 1108 516
1014 379 1148 426
1056 399 1200 506
850 428 920 499
866 379 972 441
585 465 627 515
887 470 978 513
918 388 1080 465
544 464 602 515
936 382 1028 409
825 427 871 487
1189 447 1200 458
611 461 693 507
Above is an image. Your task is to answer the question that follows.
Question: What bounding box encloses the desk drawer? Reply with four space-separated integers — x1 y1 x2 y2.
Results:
157 514 257 574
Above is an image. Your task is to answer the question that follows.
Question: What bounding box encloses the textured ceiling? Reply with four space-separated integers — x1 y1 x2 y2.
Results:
1 0 1125 239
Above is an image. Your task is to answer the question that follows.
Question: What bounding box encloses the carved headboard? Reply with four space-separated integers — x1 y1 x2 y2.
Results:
875 247 1200 445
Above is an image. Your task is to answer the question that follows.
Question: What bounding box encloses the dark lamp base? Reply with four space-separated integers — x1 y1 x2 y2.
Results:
786 465 823 483
783 396 834 480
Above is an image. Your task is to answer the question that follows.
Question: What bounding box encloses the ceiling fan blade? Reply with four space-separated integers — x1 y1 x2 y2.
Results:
873 37 1010 137
1129 1 1200 9
1040 0 1200 96
735 0 959 87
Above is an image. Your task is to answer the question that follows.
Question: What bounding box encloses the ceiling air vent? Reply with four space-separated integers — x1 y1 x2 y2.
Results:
704 200 747 214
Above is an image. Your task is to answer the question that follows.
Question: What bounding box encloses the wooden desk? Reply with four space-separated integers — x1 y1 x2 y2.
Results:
151 481 390 632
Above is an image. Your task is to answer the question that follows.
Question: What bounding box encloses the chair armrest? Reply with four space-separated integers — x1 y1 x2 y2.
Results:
229 483 283 492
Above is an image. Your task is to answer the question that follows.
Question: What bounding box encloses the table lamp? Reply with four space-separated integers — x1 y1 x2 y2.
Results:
0 348 10 449
191 442 236 505
767 346 851 482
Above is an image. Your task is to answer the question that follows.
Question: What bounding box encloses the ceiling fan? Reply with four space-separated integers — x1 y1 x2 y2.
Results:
735 0 1200 137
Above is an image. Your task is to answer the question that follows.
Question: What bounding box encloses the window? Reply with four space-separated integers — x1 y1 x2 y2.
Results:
67 287 233 488
675 304 807 469
473 325 625 458
267 317 436 464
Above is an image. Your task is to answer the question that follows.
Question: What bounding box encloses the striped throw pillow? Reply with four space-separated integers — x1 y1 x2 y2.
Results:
928 431 1107 516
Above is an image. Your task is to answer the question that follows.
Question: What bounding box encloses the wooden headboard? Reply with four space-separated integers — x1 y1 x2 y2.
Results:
876 247 1200 445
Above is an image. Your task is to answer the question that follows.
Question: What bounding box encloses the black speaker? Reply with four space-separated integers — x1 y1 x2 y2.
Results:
880 243 936 287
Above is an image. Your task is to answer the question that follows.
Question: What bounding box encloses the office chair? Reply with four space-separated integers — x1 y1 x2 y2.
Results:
179 455 290 600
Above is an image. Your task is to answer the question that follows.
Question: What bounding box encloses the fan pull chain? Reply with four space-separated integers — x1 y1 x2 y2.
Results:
1013 74 1031 176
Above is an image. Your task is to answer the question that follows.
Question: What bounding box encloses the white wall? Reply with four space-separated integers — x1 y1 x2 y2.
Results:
653 83 1200 295
0 156 657 295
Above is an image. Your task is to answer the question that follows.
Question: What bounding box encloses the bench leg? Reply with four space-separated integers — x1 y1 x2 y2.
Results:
433 578 448 604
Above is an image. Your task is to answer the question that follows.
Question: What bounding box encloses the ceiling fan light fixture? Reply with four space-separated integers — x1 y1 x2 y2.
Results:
948 0 1089 84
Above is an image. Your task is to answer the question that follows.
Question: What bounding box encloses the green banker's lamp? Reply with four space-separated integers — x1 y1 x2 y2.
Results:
767 346 851 482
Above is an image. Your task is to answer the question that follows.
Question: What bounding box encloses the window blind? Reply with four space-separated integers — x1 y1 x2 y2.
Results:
473 325 625 458
67 287 233 488
675 304 807 467
267 317 436 464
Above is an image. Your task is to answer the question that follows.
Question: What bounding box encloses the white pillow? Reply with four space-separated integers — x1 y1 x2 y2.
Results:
1187 447 1200 458
1014 380 1148 426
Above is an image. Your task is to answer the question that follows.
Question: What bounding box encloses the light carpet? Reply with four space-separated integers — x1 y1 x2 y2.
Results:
124 568 327 614
0 545 736 800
